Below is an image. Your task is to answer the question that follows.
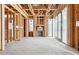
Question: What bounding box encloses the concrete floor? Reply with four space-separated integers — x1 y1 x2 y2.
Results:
0 37 79 55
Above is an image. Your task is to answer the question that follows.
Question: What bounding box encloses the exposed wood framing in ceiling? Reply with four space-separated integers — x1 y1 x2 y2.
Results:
5 4 62 18
28 4 35 16
17 4 28 15
46 4 52 15
10 4 28 19
5 5 15 13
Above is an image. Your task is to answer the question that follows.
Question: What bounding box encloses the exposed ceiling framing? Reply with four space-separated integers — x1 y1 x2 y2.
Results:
28 4 35 16
5 4 62 18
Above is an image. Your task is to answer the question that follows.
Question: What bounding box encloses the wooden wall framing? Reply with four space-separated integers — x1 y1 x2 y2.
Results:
0 5 5 50
1 4 79 51
0 4 27 50
67 4 79 51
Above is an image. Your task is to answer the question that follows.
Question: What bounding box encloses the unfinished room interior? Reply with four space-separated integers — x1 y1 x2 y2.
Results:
0 4 79 55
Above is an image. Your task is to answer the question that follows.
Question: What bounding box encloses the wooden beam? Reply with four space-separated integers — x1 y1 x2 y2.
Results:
24 9 56 10
53 4 65 17
10 4 28 19
28 15 53 16
5 5 15 13
28 4 35 16
17 4 28 16
46 4 52 15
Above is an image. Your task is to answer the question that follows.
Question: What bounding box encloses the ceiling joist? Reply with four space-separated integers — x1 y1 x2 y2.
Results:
10 4 28 19
5 5 15 13
17 4 28 16
46 4 52 15
6 4 61 18
28 4 35 16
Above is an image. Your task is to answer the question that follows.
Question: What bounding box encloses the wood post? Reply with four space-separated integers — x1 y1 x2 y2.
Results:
44 16 48 37
6 9 9 43
33 16 37 37
13 13 16 40
26 17 28 37
24 18 27 37
0 5 5 50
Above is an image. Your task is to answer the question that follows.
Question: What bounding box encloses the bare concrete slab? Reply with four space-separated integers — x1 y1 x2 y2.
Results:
0 37 79 55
